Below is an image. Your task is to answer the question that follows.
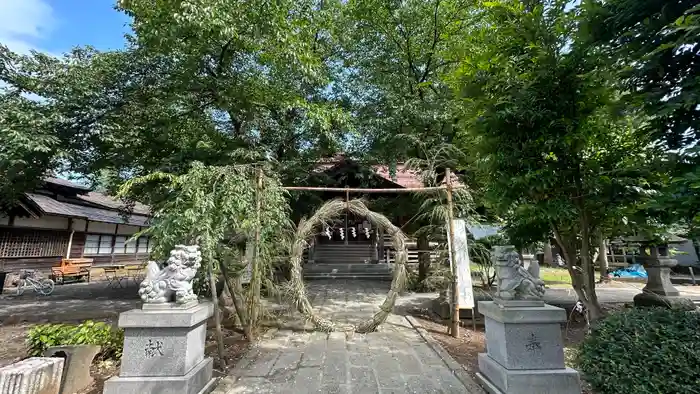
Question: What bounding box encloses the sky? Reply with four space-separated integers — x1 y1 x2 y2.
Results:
0 0 130 56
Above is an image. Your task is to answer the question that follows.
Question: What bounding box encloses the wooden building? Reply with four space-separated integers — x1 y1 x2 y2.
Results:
300 156 451 265
0 177 152 273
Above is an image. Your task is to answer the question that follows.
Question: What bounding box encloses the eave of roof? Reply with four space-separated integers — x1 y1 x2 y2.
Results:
25 193 150 227
40 176 151 216
44 177 91 192
76 192 151 216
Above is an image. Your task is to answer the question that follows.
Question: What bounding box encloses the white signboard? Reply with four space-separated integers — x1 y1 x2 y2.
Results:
447 219 475 309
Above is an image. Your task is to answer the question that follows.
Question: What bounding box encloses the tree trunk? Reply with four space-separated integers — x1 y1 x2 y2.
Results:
598 232 609 283
417 234 430 284
216 278 238 327
220 256 252 340
543 241 553 267
206 255 227 369
577 210 603 320
552 224 603 321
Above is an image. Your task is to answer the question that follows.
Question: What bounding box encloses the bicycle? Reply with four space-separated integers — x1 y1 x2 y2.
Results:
16 270 55 296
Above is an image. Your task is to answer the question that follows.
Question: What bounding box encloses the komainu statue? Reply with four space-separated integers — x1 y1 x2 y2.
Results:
493 246 545 300
138 244 201 304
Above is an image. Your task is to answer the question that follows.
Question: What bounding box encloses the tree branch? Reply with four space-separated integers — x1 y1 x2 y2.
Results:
419 0 442 84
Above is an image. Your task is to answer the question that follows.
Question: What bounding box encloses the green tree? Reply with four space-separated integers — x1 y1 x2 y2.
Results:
584 0 700 149
339 0 472 163
584 1 700 246
118 162 290 341
2 0 350 195
452 0 660 318
0 89 61 208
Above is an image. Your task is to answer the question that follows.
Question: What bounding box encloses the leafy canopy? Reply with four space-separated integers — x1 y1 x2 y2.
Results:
118 162 290 293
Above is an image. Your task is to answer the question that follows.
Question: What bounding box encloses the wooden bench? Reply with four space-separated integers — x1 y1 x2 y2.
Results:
51 258 93 284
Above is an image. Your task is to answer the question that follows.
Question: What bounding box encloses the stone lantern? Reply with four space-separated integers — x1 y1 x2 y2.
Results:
628 236 695 309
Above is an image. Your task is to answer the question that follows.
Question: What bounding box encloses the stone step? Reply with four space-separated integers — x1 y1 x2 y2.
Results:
304 264 392 274
314 253 373 258
314 259 373 263
315 246 372 249
314 243 373 247
303 273 393 281
314 249 373 254
314 247 373 251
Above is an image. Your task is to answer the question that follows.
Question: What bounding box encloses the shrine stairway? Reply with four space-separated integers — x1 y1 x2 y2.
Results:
303 243 393 281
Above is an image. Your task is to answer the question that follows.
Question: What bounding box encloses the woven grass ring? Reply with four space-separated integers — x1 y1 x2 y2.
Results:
287 198 408 333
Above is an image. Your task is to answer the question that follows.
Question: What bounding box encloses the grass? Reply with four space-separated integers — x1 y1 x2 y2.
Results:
470 263 577 288
540 267 572 285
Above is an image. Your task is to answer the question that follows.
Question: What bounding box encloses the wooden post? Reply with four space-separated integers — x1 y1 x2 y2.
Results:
248 168 264 333
370 229 378 261
378 228 385 262
344 186 349 245
111 224 119 265
308 237 315 264
445 169 459 337
610 245 616 268
690 266 696 286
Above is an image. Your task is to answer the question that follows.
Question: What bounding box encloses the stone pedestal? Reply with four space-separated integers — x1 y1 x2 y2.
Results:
476 301 581 394
0 357 64 394
103 301 216 394
44 344 101 394
633 243 694 309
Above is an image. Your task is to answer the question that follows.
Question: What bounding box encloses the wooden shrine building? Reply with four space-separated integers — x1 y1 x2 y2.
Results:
0 178 153 273
294 155 442 269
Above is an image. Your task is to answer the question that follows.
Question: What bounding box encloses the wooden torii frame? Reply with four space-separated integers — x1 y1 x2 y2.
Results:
282 171 467 337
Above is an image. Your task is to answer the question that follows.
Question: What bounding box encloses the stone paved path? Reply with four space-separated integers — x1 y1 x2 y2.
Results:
214 280 477 394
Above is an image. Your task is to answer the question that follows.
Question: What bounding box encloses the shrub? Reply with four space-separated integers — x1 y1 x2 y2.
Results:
27 320 124 361
405 265 452 292
576 307 700 394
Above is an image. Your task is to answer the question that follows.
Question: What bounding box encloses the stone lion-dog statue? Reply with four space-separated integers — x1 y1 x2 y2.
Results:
138 244 201 304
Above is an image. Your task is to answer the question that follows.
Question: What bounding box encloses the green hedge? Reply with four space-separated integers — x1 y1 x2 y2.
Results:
576 307 700 394
27 320 124 361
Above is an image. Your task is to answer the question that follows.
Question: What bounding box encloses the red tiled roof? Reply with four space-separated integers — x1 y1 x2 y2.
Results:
372 165 423 188
314 155 462 188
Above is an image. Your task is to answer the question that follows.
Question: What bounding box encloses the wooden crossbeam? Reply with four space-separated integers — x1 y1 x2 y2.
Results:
282 185 465 193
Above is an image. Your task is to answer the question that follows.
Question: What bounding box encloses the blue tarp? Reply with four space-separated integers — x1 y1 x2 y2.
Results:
467 224 502 240
611 263 648 279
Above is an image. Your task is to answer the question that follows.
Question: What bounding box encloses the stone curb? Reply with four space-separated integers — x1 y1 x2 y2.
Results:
208 376 233 394
404 315 486 394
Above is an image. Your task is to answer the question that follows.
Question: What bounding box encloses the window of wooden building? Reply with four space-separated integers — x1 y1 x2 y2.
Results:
125 238 137 254
137 237 149 254
0 229 69 258
114 236 127 253
83 234 150 256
